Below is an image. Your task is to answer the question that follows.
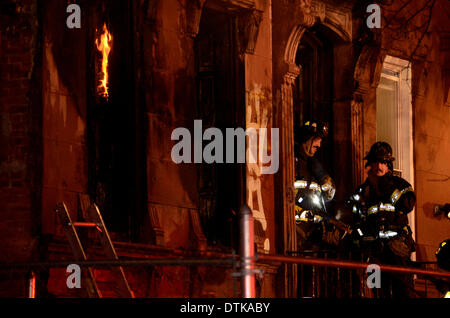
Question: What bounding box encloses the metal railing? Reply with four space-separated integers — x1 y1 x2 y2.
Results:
0 204 449 298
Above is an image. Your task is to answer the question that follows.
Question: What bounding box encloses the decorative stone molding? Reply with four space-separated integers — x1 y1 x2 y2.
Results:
350 97 365 188
185 0 207 38
237 9 264 55
189 209 207 251
284 1 353 66
354 45 385 95
311 0 326 22
284 64 301 85
206 0 270 12
311 0 352 41
229 0 256 10
352 44 385 186
286 186 295 203
148 206 165 246
284 25 306 65
299 0 316 28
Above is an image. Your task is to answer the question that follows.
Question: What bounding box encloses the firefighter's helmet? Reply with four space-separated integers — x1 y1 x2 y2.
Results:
436 239 450 271
364 141 395 169
295 120 329 144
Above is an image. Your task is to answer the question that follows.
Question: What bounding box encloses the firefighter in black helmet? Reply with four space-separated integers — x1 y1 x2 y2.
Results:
294 120 341 298
351 141 416 298
294 121 337 250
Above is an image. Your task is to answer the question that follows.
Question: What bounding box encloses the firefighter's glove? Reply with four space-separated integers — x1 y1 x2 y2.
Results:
387 237 412 259
320 176 336 202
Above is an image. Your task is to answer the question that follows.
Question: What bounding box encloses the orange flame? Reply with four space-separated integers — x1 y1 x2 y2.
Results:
95 23 112 99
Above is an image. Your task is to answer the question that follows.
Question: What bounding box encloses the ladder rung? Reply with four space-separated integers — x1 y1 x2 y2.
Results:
72 222 103 232
72 222 98 227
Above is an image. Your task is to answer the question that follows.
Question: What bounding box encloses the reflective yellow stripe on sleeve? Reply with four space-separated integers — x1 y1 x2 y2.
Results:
390 186 414 205
368 205 378 215
380 203 395 212
368 203 396 215
294 180 320 191
294 180 308 189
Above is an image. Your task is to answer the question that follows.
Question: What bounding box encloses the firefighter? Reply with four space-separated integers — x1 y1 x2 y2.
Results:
351 141 416 298
294 120 342 298
294 121 338 251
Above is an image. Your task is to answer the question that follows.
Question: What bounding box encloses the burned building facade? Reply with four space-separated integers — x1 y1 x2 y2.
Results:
0 0 449 297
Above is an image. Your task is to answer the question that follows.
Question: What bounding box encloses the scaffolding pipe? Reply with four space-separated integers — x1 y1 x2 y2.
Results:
257 254 450 279
27 271 36 298
240 204 255 298
1 256 449 279
0 258 236 269
1 255 448 281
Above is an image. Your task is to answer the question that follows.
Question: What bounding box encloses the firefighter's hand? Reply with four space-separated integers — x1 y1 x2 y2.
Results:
321 222 340 247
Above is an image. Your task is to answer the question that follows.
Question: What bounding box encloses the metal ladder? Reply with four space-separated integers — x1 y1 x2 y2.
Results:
55 198 134 298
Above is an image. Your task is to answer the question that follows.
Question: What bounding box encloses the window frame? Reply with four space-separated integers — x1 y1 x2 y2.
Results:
376 55 416 257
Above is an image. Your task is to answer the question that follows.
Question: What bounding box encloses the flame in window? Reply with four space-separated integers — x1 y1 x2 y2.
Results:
95 23 112 99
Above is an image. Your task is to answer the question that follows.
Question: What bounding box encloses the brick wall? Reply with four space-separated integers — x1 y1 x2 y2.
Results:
0 0 40 297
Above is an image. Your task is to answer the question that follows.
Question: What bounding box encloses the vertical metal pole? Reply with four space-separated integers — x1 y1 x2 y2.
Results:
349 251 352 298
337 265 341 298
239 204 255 298
324 252 328 297
300 264 304 298
28 271 36 298
232 250 238 298
312 264 316 298
336 252 342 298
362 267 367 298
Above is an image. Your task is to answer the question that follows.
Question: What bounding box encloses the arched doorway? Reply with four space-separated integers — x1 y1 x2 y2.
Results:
293 24 334 177
291 21 353 209
279 20 354 297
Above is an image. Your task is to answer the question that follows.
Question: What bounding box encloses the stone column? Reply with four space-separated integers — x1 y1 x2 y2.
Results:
280 65 300 297
351 96 365 188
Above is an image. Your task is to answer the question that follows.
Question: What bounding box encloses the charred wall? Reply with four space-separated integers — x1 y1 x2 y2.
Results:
140 0 277 297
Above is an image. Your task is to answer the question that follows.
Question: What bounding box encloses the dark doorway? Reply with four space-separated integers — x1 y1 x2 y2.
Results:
195 8 245 249
293 24 342 299
293 25 334 178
